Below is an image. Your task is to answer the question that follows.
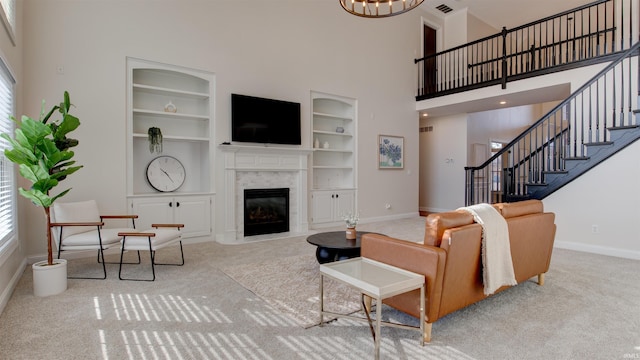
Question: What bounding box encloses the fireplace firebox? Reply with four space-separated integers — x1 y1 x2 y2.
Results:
244 188 290 236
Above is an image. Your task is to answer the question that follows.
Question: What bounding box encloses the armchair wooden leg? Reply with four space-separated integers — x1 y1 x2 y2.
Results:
423 322 432 343
538 273 545 286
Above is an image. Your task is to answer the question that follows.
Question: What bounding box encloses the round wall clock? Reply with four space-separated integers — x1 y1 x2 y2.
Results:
146 155 186 192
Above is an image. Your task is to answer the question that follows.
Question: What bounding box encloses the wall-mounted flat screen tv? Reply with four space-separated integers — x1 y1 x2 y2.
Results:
231 93 301 145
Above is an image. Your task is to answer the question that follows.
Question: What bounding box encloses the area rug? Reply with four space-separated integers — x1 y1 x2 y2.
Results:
220 254 361 328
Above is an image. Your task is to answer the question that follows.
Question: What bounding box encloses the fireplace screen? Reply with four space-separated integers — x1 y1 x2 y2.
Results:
244 188 290 236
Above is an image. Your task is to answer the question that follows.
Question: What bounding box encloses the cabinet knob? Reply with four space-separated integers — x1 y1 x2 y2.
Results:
336 194 339 198
331 194 335 198
169 202 173 207
176 202 180 207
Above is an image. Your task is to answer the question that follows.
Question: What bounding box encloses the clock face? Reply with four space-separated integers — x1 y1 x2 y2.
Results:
146 156 186 192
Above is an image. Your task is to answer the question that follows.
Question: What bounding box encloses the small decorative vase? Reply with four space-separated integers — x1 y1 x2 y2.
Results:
164 101 177 113
346 227 356 240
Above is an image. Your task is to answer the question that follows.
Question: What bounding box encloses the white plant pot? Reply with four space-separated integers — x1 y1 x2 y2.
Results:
32 259 67 297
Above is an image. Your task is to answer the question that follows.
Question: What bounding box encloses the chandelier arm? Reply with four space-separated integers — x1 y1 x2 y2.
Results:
339 0 425 18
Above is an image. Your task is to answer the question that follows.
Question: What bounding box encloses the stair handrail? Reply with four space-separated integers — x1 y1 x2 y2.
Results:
465 40 640 204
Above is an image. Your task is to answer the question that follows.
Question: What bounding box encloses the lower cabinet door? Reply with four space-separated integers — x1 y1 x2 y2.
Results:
130 195 211 238
334 190 355 219
174 195 211 238
311 191 334 224
130 197 174 231
310 190 355 225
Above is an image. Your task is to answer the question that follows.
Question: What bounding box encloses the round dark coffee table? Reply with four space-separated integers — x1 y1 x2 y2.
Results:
306 231 381 264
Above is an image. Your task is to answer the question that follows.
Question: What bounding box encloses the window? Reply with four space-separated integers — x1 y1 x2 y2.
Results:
490 141 507 203
0 56 16 255
0 0 15 45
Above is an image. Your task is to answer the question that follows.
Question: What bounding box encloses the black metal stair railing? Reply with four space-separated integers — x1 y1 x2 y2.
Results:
416 0 635 100
464 41 640 205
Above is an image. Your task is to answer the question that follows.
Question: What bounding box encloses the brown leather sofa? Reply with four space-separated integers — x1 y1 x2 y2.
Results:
361 199 556 342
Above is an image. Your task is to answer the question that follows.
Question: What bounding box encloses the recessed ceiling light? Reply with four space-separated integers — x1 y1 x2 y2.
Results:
422 113 428 117
499 101 507 105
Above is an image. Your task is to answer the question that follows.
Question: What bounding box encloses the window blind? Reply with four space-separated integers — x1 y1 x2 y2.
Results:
0 57 15 251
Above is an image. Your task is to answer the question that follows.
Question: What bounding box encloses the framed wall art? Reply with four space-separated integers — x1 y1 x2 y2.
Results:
378 135 404 169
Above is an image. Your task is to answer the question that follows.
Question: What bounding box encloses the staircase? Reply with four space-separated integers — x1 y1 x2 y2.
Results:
465 42 640 205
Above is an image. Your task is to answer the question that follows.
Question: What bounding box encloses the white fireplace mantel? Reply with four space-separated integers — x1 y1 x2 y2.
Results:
217 144 313 244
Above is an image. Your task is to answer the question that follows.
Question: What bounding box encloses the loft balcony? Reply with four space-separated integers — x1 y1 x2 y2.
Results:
415 0 637 105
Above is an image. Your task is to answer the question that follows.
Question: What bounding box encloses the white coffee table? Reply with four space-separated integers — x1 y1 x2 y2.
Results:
319 257 425 359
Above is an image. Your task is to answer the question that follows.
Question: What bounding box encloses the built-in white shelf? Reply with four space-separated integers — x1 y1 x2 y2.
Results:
310 91 357 228
126 57 215 239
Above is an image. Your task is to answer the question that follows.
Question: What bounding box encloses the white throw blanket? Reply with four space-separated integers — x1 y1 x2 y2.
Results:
458 204 517 295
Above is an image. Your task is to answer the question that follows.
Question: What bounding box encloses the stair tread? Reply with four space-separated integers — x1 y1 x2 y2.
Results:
609 124 639 130
584 141 614 146
542 170 568 174
525 182 548 186
563 156 590 160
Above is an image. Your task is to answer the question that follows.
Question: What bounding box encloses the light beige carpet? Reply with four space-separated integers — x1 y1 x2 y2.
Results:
221 254 361 328
2 216 640 359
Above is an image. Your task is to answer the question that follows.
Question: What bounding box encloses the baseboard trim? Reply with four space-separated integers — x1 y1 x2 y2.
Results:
27 248 120 264
554 241 640 260
358 212 420 224
0 257 26 316
420 206 453 214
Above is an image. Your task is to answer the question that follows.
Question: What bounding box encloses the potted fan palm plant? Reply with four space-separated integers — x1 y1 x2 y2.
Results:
1 91 82 296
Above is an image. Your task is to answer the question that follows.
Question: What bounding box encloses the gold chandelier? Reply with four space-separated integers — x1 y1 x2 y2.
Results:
339 0 425 18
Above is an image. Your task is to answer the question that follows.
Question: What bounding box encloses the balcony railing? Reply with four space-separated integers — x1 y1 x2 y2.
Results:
416 0 637 100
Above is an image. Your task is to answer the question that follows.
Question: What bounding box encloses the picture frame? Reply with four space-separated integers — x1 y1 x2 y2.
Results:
378 135 404 169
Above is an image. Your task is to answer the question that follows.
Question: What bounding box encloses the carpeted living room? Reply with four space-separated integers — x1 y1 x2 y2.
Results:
1 217 639 359
1 0 640 359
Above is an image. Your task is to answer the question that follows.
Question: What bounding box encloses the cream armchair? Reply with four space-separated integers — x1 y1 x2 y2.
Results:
50 200 138 279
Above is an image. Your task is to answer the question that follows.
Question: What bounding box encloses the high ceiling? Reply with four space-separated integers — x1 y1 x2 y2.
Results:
421 0 593 29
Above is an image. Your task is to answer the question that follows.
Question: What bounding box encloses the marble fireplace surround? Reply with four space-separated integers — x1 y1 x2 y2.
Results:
218 144 313 244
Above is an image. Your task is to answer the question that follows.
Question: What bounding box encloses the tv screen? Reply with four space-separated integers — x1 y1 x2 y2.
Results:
231 94 301 145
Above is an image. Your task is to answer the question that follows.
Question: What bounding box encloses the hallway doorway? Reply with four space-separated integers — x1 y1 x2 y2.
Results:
423 24 437 94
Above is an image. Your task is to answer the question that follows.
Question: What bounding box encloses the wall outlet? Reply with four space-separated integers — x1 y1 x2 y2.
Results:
592 225 599 233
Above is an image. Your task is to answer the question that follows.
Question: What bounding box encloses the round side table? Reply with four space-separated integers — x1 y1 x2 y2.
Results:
306 231 381 263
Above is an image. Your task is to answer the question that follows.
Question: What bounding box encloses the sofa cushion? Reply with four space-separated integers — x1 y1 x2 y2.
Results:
424 211 474 246
497 199 543 218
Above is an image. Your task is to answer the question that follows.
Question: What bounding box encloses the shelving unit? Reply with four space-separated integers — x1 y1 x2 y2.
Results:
310 91 357 227
126 57 215 238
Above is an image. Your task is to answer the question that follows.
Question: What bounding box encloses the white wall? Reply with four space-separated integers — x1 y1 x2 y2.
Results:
467 13 498 41
419 113 468 212
443 9 467 48
545 141 640 259
17 0 442 257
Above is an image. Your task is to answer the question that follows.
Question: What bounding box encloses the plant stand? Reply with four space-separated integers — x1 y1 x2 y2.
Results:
32 259 67 297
